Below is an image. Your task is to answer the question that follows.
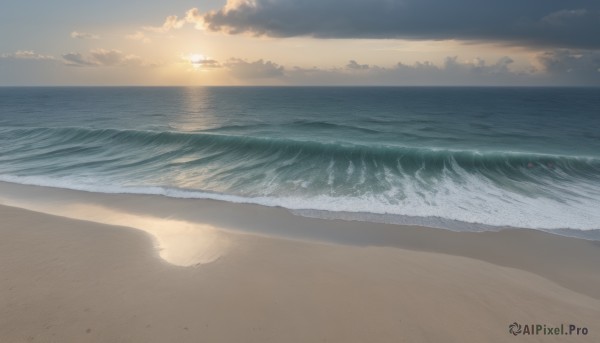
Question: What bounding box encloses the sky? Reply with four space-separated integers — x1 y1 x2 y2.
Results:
1 0 599 86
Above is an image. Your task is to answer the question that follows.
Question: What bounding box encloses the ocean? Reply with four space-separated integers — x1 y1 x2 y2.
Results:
1 87 599 236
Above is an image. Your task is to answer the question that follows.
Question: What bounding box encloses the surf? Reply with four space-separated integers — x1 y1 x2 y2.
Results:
1 126 599 232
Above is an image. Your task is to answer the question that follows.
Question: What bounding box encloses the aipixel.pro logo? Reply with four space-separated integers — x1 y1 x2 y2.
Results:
509 322 589 336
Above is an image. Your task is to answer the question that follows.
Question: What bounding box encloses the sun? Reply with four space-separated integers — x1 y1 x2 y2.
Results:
184 53 219 72
189 54 205 65
188 54 206 69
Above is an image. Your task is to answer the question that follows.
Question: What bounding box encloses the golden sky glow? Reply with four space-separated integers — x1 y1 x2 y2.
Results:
1 0 599 85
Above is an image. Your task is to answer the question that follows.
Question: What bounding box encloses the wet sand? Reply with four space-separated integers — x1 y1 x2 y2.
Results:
1 183 599 342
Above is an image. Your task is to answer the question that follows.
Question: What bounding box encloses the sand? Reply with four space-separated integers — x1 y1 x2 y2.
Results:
1 183 600 342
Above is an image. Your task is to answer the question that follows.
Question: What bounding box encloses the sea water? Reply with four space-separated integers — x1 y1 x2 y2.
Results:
1 87 599 236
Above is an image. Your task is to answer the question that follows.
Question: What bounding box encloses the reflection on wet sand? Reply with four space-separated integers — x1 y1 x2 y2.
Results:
0 200 229 267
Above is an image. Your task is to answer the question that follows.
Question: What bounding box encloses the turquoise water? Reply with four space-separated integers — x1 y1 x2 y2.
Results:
1 87 599 233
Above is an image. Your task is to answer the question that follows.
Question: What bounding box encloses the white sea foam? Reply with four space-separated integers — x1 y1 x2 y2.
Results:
1 173 599 232
346 161 355 180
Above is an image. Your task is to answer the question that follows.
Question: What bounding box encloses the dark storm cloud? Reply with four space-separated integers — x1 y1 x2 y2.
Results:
538 50 600 73
202 0 600 48
536 50 600 84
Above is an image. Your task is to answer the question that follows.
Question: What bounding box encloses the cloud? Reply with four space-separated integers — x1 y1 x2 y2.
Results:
126 31 151 43
541 9 589 26
440 56 515 75
296 57 525 85
173 54 564 85
1 50 54 60
182 54 222 69
90 49 125 66
62 52 97 66
224 58 284 78
347 60 369 70
144 15 186 33
208 56 535 85
144 8 205 33
228 56 555 85
71 31 100 40
537 50 600 80
199 0 600 49
192 59 221 68
62 49 147 67
184 8 205 30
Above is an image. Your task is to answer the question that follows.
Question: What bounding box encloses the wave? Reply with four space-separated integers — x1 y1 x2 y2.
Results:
2 126 599 173
1 172 599 233
1 126 600 231
202 120 385 135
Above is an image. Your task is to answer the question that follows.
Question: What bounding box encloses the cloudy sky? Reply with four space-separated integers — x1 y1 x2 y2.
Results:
1 0 599 86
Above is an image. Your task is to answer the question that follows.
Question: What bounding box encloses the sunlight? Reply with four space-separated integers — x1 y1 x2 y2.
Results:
0 195 230 267
189 53 207 70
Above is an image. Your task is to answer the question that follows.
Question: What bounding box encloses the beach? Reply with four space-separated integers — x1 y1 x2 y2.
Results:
1 182 599 342
1 86 599 342
3 0 600 339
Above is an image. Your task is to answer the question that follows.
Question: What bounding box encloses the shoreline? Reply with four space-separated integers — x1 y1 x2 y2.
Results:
0 180 598 238
1 181 600 300
1 176 598 237
1 203 599 342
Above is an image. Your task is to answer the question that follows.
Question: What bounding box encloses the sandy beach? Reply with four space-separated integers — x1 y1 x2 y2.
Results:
1 183 600 342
